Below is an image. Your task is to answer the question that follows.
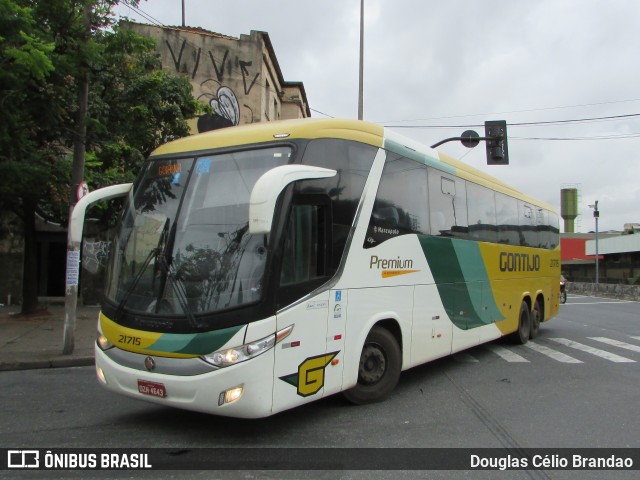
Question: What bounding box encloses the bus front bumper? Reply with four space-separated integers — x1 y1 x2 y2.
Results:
94 344 275 418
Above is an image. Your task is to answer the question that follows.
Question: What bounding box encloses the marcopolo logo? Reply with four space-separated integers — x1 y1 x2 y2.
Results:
499 252 541 272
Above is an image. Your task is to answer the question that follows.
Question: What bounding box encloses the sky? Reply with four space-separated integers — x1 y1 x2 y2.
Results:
114 0 640 233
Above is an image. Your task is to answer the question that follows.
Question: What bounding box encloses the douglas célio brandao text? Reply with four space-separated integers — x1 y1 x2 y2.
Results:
470 453 634 470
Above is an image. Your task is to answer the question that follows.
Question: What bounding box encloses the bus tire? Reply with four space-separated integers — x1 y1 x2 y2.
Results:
343 326 401 405
510 301 531 345
530 300 542 339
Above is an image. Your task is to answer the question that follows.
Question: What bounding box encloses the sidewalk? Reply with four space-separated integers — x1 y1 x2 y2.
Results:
0 303 100 371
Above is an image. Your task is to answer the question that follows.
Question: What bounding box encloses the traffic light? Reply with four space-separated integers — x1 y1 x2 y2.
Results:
485 120 509 165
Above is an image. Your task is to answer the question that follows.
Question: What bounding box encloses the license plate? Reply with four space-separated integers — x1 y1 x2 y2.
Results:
137 380 167 398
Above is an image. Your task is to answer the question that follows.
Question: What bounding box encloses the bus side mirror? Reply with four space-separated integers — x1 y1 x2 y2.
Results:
249 165 336 234
69 183 133 244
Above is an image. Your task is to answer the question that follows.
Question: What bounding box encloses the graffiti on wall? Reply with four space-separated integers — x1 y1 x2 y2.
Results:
165 39 261 133
197 84 240 131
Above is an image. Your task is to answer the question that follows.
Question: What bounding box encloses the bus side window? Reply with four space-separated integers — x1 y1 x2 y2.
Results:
364 154 429 248
427 169 468 238
519 202 537 247
466 182 497 243
548 211 560 249
496 192 519 246
278 196 332 307
536 208 549 248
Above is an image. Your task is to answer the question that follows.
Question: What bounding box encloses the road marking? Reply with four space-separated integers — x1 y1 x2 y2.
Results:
588 337 640 354
549 338 636 363
452 352 479 363
485 344 530 362
524 342 583 363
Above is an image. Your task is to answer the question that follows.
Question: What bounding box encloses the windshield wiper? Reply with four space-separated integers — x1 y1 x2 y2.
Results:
114 219 198 328
155 254 199 328
114 246 159 323
114 217 172 322
150 219 199 328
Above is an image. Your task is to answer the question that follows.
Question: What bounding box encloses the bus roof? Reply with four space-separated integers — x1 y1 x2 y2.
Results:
151 118 556 213
151 118 384 156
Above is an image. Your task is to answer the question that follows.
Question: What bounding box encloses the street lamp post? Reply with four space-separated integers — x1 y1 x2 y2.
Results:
589 201 600 286
358 0 364 120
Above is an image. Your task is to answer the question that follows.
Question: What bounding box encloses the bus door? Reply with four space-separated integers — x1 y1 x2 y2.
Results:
272 198 335 413
411 285 453 365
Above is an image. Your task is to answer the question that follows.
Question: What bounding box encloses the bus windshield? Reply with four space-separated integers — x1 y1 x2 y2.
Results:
104 146 291 316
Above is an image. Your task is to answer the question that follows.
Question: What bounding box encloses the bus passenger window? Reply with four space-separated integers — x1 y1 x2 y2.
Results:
496 193 519 246
466 182 497 243
427 169 468 238
364 154 428 248
519 202 538 247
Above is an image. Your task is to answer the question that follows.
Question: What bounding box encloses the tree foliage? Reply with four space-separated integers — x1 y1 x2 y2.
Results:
0 0 202 312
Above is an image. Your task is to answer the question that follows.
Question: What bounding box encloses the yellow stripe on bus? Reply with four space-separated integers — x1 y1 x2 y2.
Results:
99 312 198 358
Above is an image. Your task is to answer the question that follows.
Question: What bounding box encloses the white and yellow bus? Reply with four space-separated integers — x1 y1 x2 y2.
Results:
91 118 560 418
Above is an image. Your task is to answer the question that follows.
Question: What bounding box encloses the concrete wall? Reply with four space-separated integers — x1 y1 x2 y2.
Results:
569 282 640 301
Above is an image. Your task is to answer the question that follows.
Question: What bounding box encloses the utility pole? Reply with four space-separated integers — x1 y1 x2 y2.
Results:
594 201 599 286
358 0 364 120
63 4 91 355
589 200 600 287
182 0 186 27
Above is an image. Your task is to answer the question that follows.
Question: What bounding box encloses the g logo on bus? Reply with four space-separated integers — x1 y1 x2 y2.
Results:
280 352 339 397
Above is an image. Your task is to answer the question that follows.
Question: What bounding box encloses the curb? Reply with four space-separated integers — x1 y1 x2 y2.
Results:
0 356 94 372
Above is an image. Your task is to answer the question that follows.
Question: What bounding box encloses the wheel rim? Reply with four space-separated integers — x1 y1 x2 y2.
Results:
358 344 386 385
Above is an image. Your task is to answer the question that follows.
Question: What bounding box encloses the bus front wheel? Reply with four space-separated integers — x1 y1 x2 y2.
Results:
343 326 401 405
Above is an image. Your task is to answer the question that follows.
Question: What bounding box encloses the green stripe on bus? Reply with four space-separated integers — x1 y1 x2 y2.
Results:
148 325 244 355
419 236 503 329
383 138 456 175
451 240 504 326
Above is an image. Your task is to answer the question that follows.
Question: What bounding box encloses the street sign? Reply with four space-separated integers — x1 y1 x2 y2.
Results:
76 181 89 201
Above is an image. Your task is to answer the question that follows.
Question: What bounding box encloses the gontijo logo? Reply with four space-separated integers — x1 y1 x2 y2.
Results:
369 255 419 278
499 252 541 272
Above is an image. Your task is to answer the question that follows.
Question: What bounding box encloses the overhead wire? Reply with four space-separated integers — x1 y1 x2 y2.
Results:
379 98 640 124
383 113 640 130
120 0 164 27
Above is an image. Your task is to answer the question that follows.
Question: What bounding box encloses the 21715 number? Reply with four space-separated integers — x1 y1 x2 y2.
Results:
118 334 141 346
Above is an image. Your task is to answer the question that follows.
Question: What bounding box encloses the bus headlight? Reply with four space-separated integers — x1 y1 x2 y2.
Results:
202 325 293 368
203 334 275 367
97 333 114 351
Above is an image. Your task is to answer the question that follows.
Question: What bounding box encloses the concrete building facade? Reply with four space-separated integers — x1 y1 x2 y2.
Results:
561 232 640 284
124 23 310 132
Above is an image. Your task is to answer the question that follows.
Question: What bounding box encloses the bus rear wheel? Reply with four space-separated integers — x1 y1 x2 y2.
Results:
343 326 401 405
510 301 531 345
530 300 542 339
